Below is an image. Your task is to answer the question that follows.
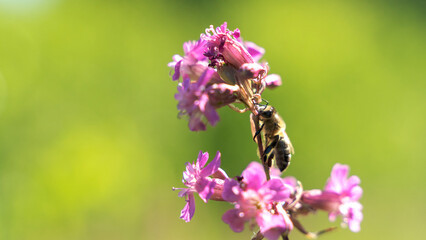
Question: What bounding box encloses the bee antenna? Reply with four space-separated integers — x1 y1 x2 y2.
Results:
254 98 270 112
263 99 269 108
258 99 269 110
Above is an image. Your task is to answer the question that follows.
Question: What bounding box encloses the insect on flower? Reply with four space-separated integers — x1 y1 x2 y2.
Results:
253 103 294 172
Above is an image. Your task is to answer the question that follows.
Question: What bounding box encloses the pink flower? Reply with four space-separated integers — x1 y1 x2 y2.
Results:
168 40 211 81
202 22 255 69
201 22 281 95
173 151 228 222
170 22 283 130
175 68 237 131
222 162 293 240
325 164 363 201
264 74 282 89
302 164 363 232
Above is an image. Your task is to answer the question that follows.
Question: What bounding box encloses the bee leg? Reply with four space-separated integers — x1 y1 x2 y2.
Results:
265 151 274 168
253 123 265 141
263 137 279 167
228 104 249 113
264 136 279 155
286 181 303 209
291 216 337 239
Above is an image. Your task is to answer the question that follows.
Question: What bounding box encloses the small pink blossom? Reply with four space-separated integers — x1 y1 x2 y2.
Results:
169 39 222 82
264 74 282 89
202 22 255 69
173 151 228 222
325 164 363 201
222 162 293 240
201 22 282 95
302 164 363 232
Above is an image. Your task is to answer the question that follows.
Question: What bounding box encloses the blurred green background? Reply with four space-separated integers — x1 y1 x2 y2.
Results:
0 0 424 239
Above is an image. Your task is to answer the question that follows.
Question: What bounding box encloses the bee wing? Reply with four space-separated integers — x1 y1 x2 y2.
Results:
282 130 295 155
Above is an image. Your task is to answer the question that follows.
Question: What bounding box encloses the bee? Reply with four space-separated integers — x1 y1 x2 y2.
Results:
253 104 294 172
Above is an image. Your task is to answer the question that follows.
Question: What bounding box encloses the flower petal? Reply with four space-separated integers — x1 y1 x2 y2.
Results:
179 193 195 222
280 176 297 189
325 163 349 193
177 188 190 198
200 151 221 177
263 178 291 202
222 178 240 202
332 164 349 182
222 209 246 233
347 175 361 189
203 103 220 126
172 60 182 81
188 116 206 131
197 68 215 88
340 201 363 232
350 185 363 201
242 162 266 190
257 211 287 240
195 177 216 202
197 93 209 112
244 41 265 62
197 151 209 169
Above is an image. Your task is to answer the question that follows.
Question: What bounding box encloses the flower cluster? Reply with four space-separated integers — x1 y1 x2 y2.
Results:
222 162 294 240
173 152 362 240
170 22 363 240
169 22 282 131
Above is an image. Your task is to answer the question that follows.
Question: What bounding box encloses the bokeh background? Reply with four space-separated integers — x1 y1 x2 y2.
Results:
0 0 425 239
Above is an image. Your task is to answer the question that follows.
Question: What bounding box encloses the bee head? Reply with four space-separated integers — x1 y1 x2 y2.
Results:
258 105 275 119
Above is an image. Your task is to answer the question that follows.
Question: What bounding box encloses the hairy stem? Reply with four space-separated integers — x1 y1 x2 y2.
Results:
251 230 264 240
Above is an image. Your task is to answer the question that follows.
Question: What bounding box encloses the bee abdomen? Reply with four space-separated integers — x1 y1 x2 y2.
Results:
275 139 292 172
